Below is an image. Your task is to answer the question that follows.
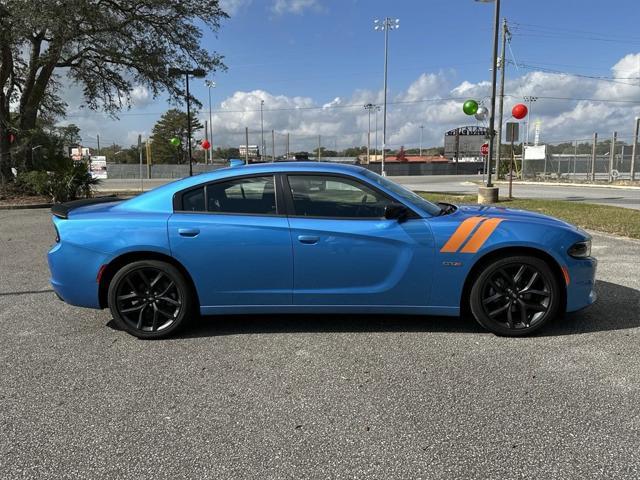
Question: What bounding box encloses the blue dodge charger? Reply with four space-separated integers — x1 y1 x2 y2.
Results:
48 162 597 339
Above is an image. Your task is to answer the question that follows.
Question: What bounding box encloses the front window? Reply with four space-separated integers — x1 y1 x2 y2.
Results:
361 169 442 216
287 175 392 218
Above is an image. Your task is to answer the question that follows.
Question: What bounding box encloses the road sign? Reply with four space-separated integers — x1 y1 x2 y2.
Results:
505 122 519 142
480 143 489 156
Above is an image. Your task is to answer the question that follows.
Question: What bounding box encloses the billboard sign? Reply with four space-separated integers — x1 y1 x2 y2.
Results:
89 156 108 179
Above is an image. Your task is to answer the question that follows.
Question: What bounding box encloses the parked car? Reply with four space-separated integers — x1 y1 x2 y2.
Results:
48 162 596 339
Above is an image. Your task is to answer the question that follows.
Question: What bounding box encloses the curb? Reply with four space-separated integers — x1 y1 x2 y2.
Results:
492 181 640 190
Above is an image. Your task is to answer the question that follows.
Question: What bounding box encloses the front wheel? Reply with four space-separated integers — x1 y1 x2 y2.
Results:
108 260 194 339
469 255 562 336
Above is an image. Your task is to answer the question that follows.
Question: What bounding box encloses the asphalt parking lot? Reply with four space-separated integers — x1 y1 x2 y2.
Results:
1 208 639 479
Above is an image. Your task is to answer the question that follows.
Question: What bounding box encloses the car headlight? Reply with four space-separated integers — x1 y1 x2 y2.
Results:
568 239 591 258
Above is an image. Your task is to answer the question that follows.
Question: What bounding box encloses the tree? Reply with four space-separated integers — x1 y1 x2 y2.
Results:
150 109 203 164
0 0 227 181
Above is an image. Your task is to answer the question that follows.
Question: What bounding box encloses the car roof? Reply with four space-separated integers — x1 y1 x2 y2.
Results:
118 161 372 214
224 161 364 175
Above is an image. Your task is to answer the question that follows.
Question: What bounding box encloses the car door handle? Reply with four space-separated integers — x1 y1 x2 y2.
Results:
297 235 319 245
178 228 200 237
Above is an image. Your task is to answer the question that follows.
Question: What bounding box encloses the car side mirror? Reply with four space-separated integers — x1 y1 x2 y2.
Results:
384 203 409 222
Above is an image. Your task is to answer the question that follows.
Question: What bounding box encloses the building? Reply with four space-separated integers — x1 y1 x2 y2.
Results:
239 145 261 160
444 126 490 162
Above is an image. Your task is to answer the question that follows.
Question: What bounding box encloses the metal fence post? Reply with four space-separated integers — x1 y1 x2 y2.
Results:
608 131 616 182
631 117 639 182
590 132 597 182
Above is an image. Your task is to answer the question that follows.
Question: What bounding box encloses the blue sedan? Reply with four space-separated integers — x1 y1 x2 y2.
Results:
48 162 597 339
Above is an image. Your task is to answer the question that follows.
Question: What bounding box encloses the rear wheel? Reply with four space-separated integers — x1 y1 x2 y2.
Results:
470 255 562 336
108 260 194 339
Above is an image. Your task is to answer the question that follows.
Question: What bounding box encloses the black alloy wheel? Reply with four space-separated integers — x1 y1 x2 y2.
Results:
470 255 561 336
108 260 194 339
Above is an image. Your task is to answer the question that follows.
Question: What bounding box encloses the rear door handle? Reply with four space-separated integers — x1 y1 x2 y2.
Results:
178 228 200 237
297 235 319 245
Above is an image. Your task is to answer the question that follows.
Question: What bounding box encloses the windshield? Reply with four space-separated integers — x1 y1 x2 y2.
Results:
360 169 443 216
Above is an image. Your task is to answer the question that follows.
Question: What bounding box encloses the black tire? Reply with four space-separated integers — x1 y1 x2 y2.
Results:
469 255 562 336
108 260 194 339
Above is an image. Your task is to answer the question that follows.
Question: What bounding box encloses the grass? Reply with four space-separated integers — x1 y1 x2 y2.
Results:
418 192 640 240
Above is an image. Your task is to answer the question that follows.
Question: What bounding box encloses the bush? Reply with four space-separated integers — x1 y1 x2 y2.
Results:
15 163 101 202
15 170 51 196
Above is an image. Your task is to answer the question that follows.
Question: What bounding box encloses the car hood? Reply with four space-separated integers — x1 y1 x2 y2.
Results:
455 204 585 234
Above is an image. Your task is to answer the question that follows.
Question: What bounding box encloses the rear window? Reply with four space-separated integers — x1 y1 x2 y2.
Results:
182 187 205 212
179 176 277 215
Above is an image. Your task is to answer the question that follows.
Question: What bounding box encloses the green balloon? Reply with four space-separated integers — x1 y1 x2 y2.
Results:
170 137 181 146
463 99 479 116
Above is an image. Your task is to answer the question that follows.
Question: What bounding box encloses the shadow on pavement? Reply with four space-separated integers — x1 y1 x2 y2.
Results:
539 280 640 336
106 280 638 338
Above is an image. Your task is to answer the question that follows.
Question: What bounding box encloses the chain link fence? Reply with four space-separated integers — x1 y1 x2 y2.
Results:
521 134 638 182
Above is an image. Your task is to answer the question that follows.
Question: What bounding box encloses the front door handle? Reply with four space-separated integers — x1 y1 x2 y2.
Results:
178 228 200 237
297 235 319 245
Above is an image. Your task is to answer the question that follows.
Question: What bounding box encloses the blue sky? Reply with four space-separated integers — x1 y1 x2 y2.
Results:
67 0 640 152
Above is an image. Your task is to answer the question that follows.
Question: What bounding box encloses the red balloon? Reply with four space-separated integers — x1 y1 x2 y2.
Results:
201 139 211 150
512 103 528 120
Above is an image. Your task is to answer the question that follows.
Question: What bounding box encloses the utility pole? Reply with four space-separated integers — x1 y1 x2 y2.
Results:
374 18 399 176
204 120 208 164
495 18 509 177
138 134 143 192
590 132 598 181
374 105 380 159
245 127 249 164
608 131 617 182
524 96 538 146
485 0 500 189
631 117 639 181
419 125 424 157
286 133 290 160
455 128 460 174
271 129 275 162
318 135 321 161
97 134 101 155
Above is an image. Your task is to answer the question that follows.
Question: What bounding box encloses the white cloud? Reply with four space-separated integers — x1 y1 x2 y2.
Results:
220 0 252 16
130 85 153 108
272 0 321 15
59 53 640 153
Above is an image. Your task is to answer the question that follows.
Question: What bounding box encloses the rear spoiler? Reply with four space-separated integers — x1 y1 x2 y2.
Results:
51 195 122 219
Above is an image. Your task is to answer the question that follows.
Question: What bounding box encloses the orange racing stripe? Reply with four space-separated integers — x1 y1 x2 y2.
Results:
440 217 485 253
460 218 504 253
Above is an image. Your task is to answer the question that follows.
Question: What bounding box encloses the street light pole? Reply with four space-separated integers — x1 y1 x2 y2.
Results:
185 73 193 176
374 17 399 176
419 125 424 157
168 67 206 176
206 80 216 164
